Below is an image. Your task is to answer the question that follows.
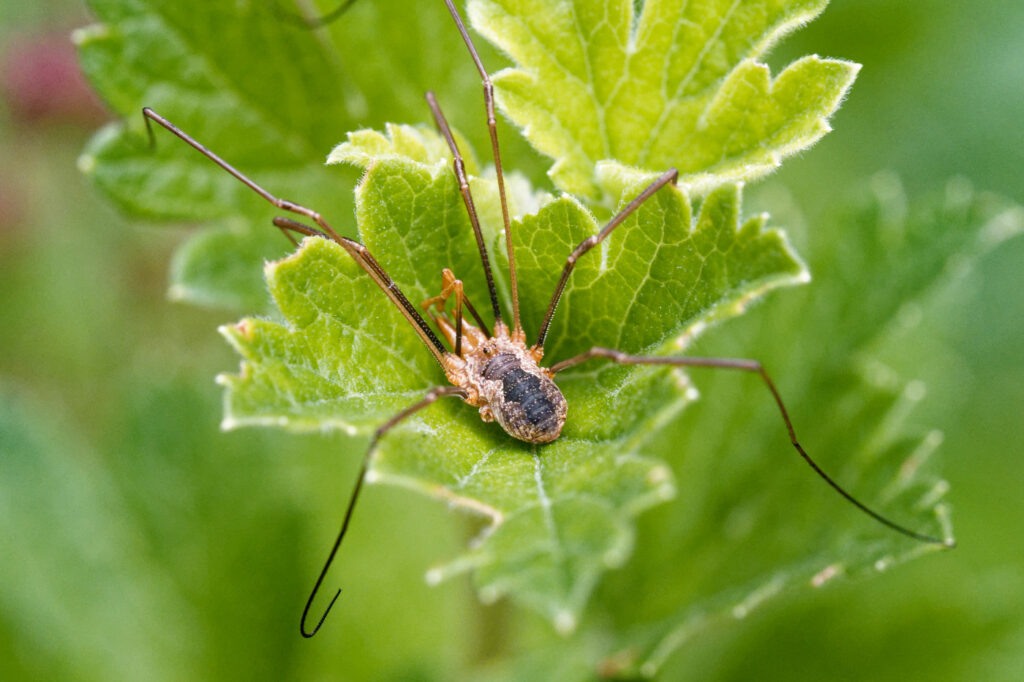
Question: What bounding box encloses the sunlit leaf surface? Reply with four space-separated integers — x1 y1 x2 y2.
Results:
219 129 805 625
469 0 857 199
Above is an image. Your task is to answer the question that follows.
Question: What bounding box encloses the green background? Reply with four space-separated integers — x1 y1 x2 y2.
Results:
1 0 1021 679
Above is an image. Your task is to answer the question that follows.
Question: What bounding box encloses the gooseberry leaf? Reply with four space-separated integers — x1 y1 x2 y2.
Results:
468 0 858 199
218 130 806 627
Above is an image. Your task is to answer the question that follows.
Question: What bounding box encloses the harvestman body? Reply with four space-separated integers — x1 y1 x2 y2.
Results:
142 0 949 639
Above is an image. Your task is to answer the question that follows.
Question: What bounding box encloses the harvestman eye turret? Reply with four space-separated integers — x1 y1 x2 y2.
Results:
141 0 952 639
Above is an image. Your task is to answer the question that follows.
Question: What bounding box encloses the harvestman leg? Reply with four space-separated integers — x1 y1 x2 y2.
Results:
440 0 522 336
423 270 466 355
425 93 505 329
535 168 679 348
550 348 950 545
276 0 524 337
434 268 490 335
300 385 469 637
272 215 329 246
141 108 449 365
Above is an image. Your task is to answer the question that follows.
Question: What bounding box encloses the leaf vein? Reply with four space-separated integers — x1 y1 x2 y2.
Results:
637 0 742 166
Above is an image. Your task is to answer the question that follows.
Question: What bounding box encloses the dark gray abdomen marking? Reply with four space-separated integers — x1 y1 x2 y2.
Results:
483 353 562 438
500 367 559 432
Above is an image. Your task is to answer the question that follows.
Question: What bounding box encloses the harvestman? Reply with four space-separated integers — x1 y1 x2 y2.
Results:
142 0 950 639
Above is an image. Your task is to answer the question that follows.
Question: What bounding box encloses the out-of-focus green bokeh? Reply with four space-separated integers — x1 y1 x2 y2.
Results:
0 1 1021 680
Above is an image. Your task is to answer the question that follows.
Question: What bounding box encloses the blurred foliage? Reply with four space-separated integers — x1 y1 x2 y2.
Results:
1 0 1022 681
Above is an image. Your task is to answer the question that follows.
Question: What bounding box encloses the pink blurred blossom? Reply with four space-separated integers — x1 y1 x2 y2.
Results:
2 32 108 127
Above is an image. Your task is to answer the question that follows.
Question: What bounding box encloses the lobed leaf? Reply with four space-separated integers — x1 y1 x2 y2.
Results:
77 0 961 649
329 123 480 174
219 132 806 626
460 178 1015 678
468 0 858 199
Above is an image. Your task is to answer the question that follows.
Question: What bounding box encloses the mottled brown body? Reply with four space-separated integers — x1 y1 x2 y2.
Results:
438 318 567 444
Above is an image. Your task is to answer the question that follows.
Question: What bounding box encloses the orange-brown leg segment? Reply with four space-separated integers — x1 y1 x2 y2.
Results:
421 269 490 356
422 269 467 355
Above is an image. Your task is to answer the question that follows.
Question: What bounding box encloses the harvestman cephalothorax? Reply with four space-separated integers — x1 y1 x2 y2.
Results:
142 0 951 639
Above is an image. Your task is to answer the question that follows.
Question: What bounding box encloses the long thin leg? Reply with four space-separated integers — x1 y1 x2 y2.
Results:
536 169 679 348
452 282 465 356
272 215 329 246
143 108 342 242
441 0 521 338
142 108 449 365
550 348 953 547
424 92 504 330
271 219 449 363
301 385 468 638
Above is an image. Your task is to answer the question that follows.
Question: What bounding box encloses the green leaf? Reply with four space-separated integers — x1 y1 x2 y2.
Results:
167 220 279 310
617 371 953 677
507 181 808 361
218 133 806 627
468 0 858 199
329 123 481 175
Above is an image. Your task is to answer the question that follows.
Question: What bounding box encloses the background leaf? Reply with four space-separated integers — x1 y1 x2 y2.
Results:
0 385 189 680
74 0 361 307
